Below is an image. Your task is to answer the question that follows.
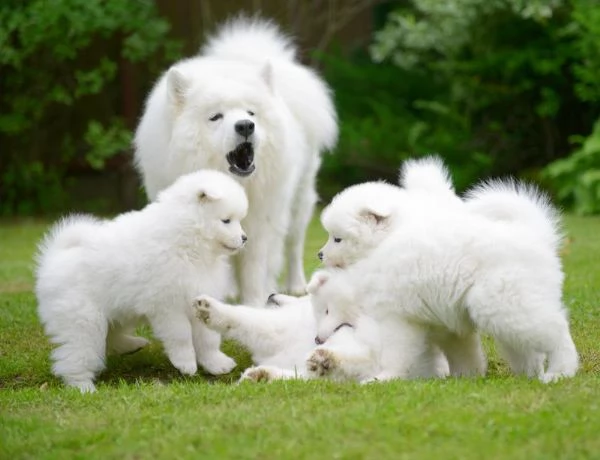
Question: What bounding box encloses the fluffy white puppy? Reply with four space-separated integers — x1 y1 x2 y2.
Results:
35 170 248 392
134 17 338 304
311 180 578 383
319 156 460 268
193 293 381 383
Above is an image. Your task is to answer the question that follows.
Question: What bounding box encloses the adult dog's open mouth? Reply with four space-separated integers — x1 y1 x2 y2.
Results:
226 142 255 177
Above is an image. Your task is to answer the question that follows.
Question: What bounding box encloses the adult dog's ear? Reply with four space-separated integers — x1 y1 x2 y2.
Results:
167 67 189 109
260 62 274 93
359 203 392 227
307 270 330 294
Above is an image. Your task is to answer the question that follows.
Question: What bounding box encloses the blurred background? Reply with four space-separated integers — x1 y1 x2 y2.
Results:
1 0 599 217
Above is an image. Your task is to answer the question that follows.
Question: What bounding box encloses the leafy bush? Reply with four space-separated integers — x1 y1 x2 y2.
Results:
367 0 600 208
0 0 180 215
317 50 492 201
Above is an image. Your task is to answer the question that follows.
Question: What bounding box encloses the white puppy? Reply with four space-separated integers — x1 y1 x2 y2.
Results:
311 180 578 383
193 293 381 383
319 156 460 268
134 17 338 304
35 170 248 392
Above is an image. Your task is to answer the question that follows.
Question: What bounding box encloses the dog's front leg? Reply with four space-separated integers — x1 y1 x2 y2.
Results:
148 312 197 376
306 328 377 382
235 221 276 306
190 318 236 376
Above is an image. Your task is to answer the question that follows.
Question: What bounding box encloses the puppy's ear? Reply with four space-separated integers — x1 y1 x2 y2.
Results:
167 67 189 108
307 270 330 294
260 62 274 93
198 188 222 203
359 204 391 226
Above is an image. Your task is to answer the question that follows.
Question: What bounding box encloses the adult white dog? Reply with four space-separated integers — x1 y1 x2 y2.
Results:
36 170 248 392
310 180 579 383
134 17 338 304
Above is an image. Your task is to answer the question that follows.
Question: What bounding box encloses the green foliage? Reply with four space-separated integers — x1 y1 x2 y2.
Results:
0 0 180 215
543 120 600 215
318 51 492 200
367 0 600 213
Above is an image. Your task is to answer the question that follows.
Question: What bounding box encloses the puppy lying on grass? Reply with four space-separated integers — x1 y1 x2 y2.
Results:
36 170 248 392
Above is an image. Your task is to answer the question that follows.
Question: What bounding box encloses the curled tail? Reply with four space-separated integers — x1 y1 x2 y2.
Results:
399 155 458 199
36 215 103 267
202 15 296 64
465 179 563 250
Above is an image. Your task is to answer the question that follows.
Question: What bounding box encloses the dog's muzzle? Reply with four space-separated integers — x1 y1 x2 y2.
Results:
226 142 255 177
314 323 354 345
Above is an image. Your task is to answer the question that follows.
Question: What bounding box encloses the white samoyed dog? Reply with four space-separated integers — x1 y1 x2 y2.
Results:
193 293 381 383
35 170 248 392
134 17 338 305
319 156 461 269
310 180 578 383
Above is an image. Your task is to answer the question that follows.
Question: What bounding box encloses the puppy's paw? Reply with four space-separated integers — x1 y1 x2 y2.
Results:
239 366 274 383
193 295 215 324
540 371 572 384
174 360 198 376
68 379 97 394
199 352 236 375
111 335 150 355
306 348 338 377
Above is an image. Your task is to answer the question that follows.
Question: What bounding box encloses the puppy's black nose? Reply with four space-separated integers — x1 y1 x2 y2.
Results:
242 234 248 243
315 336 324 345
318 251 323 261
235 119 255 137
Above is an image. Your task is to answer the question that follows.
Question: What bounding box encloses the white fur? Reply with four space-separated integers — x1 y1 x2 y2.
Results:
319 155 461 269
35 170 249 392
134 17 338 304
311 179 578 383
192 294 383 383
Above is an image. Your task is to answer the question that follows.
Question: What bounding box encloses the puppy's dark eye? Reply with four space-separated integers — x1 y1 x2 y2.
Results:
333 237 342 243
221 219 231 224
325 309 329 315
209 113 223 121
247 110 255 116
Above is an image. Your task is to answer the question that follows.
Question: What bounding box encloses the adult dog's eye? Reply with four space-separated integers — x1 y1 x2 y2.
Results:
247 110 255 116
209 113 223 121
325 309 329 315
221 219 231 224
333 237 342 243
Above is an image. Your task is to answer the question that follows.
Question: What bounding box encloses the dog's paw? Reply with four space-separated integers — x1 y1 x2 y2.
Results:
193 295 215 324
239 366 274 383
111 335 150 355
306 348 338 377
199 352 236 375
539 371 572 384
67 379 97 393
173 360 198 376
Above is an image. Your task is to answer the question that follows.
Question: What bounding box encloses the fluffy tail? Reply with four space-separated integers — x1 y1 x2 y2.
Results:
202 15 296 63
464 179 563 250
36 215 102 266
399 156 458 198
202 16 338 153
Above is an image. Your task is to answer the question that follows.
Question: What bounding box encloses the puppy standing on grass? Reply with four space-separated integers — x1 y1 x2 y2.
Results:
35 170 248 392
311 180 579 383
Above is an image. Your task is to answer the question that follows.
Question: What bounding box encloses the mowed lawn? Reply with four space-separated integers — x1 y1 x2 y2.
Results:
1 214 599 459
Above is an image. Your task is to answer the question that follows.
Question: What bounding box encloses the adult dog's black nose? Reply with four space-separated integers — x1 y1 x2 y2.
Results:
235 119 255 137
242 234 248 243
318 251 323 261
315 336 324 345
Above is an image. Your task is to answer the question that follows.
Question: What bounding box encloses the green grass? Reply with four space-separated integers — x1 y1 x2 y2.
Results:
1 214 599 459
